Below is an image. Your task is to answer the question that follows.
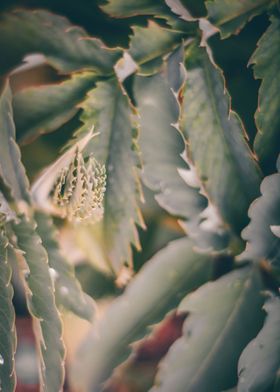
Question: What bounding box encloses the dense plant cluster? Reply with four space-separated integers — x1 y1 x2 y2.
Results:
0 0 279 391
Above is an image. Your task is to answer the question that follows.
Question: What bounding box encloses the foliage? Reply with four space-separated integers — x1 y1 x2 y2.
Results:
0 0 279 391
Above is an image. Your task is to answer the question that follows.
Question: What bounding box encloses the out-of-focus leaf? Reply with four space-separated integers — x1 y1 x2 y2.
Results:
206 0 274 39
0 9 122 76
251 15 280 172
240 162 280 268
70 238 215 391
165 0 196 21
13 72 96 145
165 0 207 20
101 0 190 32
76 78 144 272
101 0 168 18
0 80 30 203
238 295 280 392
128 21 184 75
181 45 261 234
35 211 95 322
0 231 16 392
0 191 16 223
13 216 65 392
153 267 264 392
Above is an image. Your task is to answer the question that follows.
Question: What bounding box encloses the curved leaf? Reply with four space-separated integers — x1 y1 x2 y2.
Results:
70 238 215 391
206 0 274 39
238 295 280 392
13 72 96 145
134 66 229 250
0 80 30 203
251 15 280 172
102 0 168 18
35 211 95 322
134 71 205 220
153 267 264 392
240 164 280 268
165 0 207 20
0 231 16 392
181 45 261 234
0 9 122 76
77 79 144 272
128 21 184 75
13 216 65 392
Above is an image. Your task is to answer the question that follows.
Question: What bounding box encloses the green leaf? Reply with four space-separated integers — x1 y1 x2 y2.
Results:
0 231 16 392
0 80 30 203
153 267 265 392
101 0 168 18
238 295 280 392
134 67 229 250
128 21 184 75
13 72 96 145
251 15 280 172
13 216 65 392
240 164 280 268
77 78 144 272
165 0 207 20
134 71 205 220
70 238 215 391
34 211 95 322
101 0 190 32
0 9 122 76
206 0 274 39
181 45 261 234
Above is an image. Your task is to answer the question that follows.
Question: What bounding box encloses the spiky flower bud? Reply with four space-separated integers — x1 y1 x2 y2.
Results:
51 149 106 223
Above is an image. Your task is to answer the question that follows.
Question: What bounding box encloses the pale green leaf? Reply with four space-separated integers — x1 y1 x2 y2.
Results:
238 295 280 392
134 69 229 250
13 216 65 392
181 45 261 234
0 231 16 392
70 238 215 391
165 0 197 21
206 0 274 39
153 267 264 392
101 0 168 18
128 21 186 75
0 9 122 76
13 72 96 145
240 163 280 268
251 15 280 171
77 79 144 272
134 71 204 219
35 211 95 322
0 80 30 202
